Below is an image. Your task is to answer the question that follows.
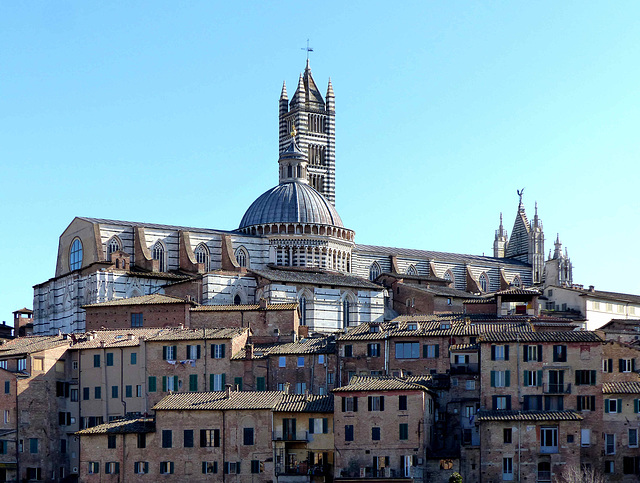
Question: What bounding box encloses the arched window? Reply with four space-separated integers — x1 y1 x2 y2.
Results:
299 296 307 326
107 236 121 261
194 243 210 269
369 262 381 281
69 238 83 271
287 165 293 178
235 247 249 268
152 241 166 272
342 299 350 328
406 265 418 276
479 273 488 292
444 269 454 285
234 294 242 305
513 276 521 287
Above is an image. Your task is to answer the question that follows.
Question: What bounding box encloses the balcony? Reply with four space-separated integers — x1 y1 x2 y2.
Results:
537 470 552 482
273 430 309 442
543 383 571 394
540 445 558 454
275 464 331 477
450 363 479 375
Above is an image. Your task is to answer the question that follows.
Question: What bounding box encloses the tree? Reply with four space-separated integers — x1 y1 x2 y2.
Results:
449 472 463 483
555 465 605 483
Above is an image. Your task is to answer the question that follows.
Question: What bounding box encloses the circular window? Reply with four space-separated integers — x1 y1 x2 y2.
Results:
69 238 83 271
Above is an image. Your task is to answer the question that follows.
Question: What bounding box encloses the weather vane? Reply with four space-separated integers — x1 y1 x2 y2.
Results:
301 39 313 61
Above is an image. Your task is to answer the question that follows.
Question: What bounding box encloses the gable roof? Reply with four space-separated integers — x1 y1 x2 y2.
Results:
0 335 69 358
332 375 433 393
232 337 335 359
153 391 284 411
480 331 603 344
273 394 334 413
477 410 582 422
83 293 194 308
76 417 155 435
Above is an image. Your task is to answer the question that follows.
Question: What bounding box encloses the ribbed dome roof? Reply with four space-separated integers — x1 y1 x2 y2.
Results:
239 181 344 229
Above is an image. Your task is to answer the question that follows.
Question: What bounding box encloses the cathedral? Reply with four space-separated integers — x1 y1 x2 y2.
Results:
32 61 566 336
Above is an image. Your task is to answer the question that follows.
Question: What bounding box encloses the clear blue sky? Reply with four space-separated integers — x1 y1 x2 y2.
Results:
1 1 639 323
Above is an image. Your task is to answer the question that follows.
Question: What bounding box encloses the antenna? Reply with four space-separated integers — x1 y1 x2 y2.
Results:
301 39 314 60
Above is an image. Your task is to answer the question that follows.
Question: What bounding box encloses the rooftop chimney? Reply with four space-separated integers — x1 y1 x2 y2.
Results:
589 285 595 292
259 298 268 310
225 384 233 398
245 344 253 360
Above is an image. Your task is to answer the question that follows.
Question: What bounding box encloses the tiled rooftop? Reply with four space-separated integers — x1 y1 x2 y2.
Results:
83 293 193 308
602 381 640 394
191 303 299 312
0 335 69 357
273 394 334 413
250 268 381 290
153 391 284 411
479 331 603 343
232 337 335 359
146 327 248 341
333 375 432 393
477 410 583 422
75 417 155 435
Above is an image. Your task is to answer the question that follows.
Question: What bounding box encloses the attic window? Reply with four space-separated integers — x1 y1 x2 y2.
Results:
440 323 451 329
369 325 380 333
407 323 417 331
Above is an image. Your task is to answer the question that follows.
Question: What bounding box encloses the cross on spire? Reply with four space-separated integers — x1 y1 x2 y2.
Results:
301 39 313 61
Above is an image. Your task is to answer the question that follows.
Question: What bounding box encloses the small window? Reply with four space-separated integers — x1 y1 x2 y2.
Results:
131 313 143 328
160 462 174 475
479 273 488 292
162 430 172 448
297 356 304 367
70 238 83 271
134 462 149 474
369 262 381 281
105 462 119 475
345 424 354 442
399 395 408 411
202 462 218 474
106 353 114 366
279 356 286 368
195 243 210 268
629 428 638 448
235 247 249 268
107 434 116 449
372 427 381 440
503 428 512 444
503 457 513 481
243 428 254 445
88 462 100 474
131 352 137 365
399 423 409 440
605 433 616 455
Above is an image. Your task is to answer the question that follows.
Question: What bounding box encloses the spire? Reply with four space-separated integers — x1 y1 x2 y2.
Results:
278 124 309 185
291 73 306 107
280 81 288 101
326 78 334 98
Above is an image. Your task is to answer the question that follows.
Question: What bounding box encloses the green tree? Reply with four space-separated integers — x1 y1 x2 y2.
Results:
449 472 463 483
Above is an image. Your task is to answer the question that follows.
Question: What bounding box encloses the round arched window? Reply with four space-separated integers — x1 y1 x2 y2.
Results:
69 238 83 271
479 273 488 292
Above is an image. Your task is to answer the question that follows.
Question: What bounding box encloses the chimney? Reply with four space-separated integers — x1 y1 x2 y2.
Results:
259 298 268 310
127 333 135 340
225 384 233 398
588 285 595 292
245 344 253 360
283 382 291 394
99 340 106 348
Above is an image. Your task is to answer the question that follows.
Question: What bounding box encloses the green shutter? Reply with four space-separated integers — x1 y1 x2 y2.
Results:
222 373 226 389
221 344 226 358
162 346 167 360
309 418 314 434
435 345 440 358
537 370 543 387
189 374 198 392
174 376 179 391
618 398 623 413
148 377 156 392
524 370 529 386
505 371 510 387
234 377 243 391
490 371 496 387
162 376 167 392
634 399 639 414
210 374 215 391
256 377 265 391
605 400 609 413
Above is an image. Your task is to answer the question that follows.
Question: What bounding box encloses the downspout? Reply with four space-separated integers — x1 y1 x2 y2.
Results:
204 334 208 391
120 348 126 416
121 427 126 483
384 331 390 375
516 335 521 482
15 376 19 482
222 411 226 483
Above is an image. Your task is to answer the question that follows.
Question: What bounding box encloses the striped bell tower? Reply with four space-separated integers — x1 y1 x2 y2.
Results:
279 60 336 205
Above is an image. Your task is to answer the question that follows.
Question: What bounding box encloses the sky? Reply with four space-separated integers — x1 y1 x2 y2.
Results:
1 1 639 322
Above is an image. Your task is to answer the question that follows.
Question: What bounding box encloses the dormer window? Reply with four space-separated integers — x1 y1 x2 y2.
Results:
369 325 380 333
407 323 417 331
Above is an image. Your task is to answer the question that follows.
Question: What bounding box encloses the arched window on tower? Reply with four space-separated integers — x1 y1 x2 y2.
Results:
107 236 121 262
479 273 488 292
369 262 381 281
194 243 210 270
69 238 83 271
287 165 293 178
152 241 166 272
299 296 307 326
513 276 521 287
406 265 418 276
342 299 350 328
235 247 249 268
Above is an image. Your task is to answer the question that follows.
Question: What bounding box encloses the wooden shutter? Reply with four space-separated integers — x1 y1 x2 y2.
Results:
380 396 385 411
523 345 529 362
504 345 509 361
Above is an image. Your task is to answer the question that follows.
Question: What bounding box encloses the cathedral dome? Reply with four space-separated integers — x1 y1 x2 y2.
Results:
239 181 344 229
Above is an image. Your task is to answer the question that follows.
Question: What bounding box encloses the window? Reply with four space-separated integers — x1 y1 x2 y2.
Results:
3 410 8 423
605 433 615 455
369 262 381 281
70 238 83 270
106 352 114 366
163 345 177 361
211 343 226 359
491 370 510 388
575 370 596 385
94 387 101 399
93 354 100 367
342 397 358 412
308 417 329 434
345 425 354 442
107 434 116 449
343 345 353 357
137 433 146 448
17 358 26 371
619 358 634 373
492 344 509 361
160 462 174 475
131 352 137 364
581 428 591 446
88 462 100 474
83 387 90 400
493 396 511 410
107 236 121 260
251 460 263 474
195 243 210 268
342 299 351 327
235 247 248 268
503 428 512 444
423 344 439 358
465 380 476 390
32 358 43 371
243 427 254 445
152 241 166 272
603 358 614 373
295 382 306 394
623 456 640 475
162 430 172 448
0 441 6 455
368 396 385 411
604 461 614 474
552 345 567 362
297 356 304 367
371 426 381 440
577 395 596 411
399 423 409 440
0 361 6 370
541 427 558 453
502 457 513 481
399 395 408 411
605 398 622 413
367 343 381 357
395 342 419 359
224 462 240 474
523 344 542 362
210 374 225 391
136 385 142 397
629 428 638 448
183 429 194 448
131 313 143 327
202 462 218 474
134 462 149 474
256 377 266 391
523 370 541 387
479 273 488 292
162 375 178 392
327 372 334 384
105 462 120 475
148 376 157 392
523 395 543 410
29 438 38 454
188 374 198 392
538 462 551 482
200 429 221 447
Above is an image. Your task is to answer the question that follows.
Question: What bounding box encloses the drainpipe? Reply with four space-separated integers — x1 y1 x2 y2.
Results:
516 335 521 482
384 331 390 375
15 376 19 482
120 348 126 416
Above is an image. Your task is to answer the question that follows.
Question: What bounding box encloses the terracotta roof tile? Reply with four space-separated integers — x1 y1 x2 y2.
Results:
250 268 381 290
146 327 248 341
480 331 603 343
0 335 69 357
153 391 284 411
69 329 165 350
477 410 583 422
232 337 335 360
76 417 155 435
602 381 640 394
332 375 432 393
273 394 334 413
83 294 193 308
449 343 479 351
191 303 298 312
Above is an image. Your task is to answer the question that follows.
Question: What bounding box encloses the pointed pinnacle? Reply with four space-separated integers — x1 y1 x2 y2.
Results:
326 77 334 97
280 81 288 100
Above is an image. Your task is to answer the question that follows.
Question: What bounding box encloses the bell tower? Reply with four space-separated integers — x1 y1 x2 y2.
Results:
279 60 336 205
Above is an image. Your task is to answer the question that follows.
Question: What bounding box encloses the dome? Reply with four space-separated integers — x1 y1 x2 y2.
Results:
239 181 344 229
